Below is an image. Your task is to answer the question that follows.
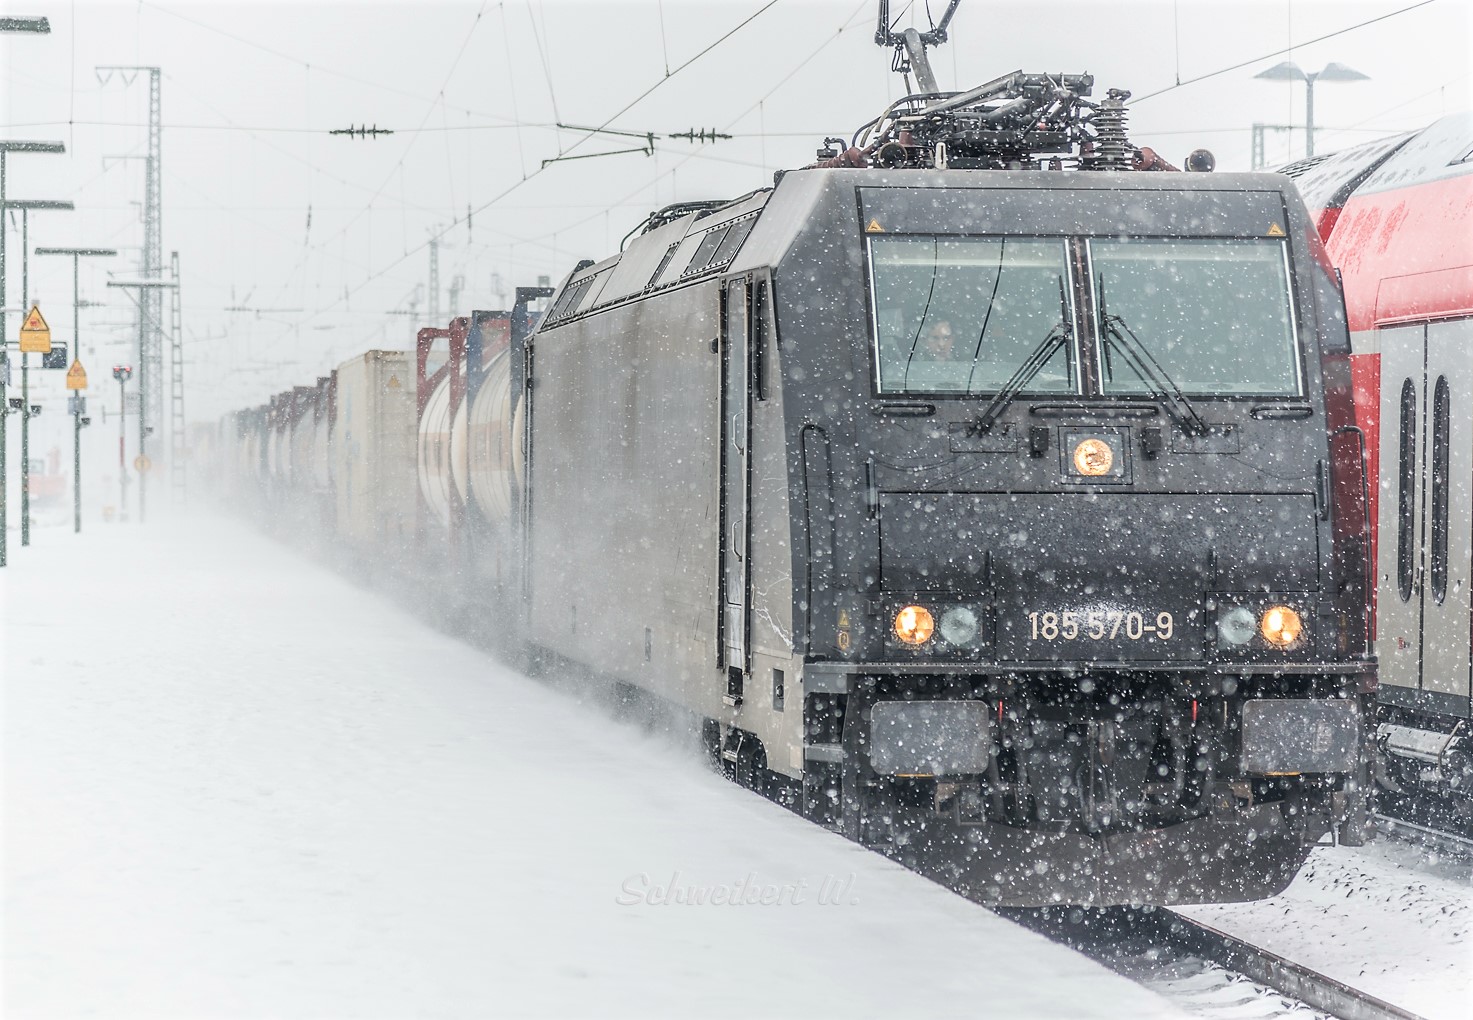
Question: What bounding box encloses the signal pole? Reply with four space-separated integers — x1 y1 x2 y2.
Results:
36 246 116 532
112 365 132 519
6 198 75 546
106 278 176 523
0 140 66 567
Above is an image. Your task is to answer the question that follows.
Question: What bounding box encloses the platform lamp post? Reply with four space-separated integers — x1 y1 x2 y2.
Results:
37 246 116 533
112 364 131 519
4 198 74 547
0 139 66 567
1254 61 1370 158
106 278 175 525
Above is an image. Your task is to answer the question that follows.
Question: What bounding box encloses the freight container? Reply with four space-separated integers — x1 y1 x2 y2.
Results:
333 350 416 548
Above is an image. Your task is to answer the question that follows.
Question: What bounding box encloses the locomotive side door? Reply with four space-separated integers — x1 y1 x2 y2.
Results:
720 278 751 700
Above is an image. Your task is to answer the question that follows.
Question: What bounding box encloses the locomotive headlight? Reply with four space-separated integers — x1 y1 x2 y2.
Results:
1217 606 1257 646
1259 605 1304 648
1073 438 1114 476
894 605 935 646
939 605 980 646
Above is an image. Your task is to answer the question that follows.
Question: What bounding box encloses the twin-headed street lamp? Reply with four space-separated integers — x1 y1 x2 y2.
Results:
1254 61 1370 158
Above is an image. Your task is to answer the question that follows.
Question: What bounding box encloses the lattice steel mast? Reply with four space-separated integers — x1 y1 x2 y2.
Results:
97 66 164 446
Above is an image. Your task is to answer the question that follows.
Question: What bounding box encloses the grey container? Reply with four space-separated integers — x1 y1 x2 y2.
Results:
333 350 417 549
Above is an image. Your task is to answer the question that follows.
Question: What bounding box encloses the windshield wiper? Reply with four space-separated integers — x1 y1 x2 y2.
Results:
1098 312 1210 437
973 321 1072 434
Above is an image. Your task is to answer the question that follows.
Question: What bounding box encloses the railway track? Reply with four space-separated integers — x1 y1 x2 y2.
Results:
998 903 1430 1020
1373 812 1473 860
1157 910 1427 1020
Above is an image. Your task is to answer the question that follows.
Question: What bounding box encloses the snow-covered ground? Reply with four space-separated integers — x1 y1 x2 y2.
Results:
1177 824 1473 1019
3 514 1188 1019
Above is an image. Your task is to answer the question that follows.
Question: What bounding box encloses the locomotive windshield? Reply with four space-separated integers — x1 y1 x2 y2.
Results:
868 233 1302 399
870 236 1075 395
1090 237 1301 397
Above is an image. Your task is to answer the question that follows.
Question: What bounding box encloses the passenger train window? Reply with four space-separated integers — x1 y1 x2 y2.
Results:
1397 377 1418 603
868 236 1074 395
1090 238 1301 397
1430 375 1450 604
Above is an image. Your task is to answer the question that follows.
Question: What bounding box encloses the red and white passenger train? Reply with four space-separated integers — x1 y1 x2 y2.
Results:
1285 112 1473 807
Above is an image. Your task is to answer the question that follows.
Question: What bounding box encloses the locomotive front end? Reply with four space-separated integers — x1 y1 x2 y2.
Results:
775 170 1373 905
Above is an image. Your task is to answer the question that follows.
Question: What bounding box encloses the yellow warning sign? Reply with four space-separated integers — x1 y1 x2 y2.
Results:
18 303 52 354
65 359 88 391
865 219 885 233
1266 223 1286 237
387 374 402 389
837 609 850 628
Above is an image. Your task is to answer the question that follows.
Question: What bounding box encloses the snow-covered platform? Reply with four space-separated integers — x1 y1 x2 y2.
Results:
3 516 1185 1019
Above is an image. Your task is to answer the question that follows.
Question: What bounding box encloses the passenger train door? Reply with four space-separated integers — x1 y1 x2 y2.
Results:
1377 319 1473 710
720 278 751 701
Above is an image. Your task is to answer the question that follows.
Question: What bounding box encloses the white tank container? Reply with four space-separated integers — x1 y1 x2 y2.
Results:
465 347 522 525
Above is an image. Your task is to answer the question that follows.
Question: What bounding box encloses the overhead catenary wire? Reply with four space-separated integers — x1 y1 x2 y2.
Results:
239 1 496 327
235 0 870 375
656 0 672 77
134 0 525 129
262 0 786 343
307 0 490 258
1130 0 1438 105
20 0 1456 417
500 3 529 180
526 0 563 129
5 118 845 141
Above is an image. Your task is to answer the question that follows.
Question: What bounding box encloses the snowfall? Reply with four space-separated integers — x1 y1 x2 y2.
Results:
3 511 1469 1019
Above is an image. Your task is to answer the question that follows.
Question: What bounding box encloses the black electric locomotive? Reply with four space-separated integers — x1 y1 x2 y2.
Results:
512 70 1373 906
218 37 1376 906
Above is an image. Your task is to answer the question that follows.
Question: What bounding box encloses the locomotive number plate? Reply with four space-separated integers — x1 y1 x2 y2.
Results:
1027 609 1175 642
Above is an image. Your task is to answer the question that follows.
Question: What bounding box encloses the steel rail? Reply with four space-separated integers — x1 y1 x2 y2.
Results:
1001 903 1429 1020
1373 812 1473 859
1156 910 1429 1020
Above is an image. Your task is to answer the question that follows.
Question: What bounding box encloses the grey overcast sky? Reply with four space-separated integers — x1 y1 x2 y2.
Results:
3 0 1470 422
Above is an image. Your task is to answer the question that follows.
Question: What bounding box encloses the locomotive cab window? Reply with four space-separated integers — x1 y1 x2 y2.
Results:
1089 237 1301 397
868 236 1076 396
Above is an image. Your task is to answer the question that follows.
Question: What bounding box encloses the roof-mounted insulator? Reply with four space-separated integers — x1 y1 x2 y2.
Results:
1085 89 1132 170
